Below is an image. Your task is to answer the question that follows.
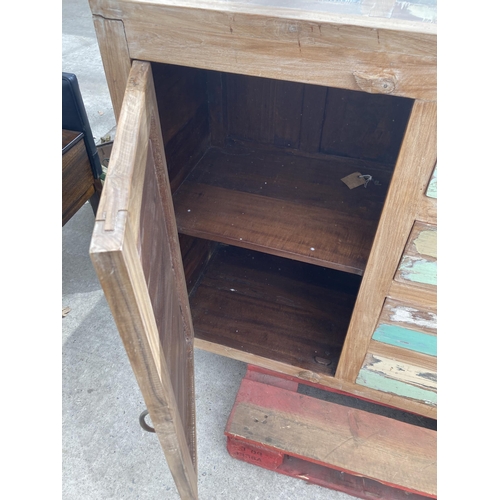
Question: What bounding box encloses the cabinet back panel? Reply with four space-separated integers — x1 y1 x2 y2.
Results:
221 72 413 164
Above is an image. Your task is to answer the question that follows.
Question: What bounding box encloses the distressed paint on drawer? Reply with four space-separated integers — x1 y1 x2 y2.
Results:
426 165 437 198
381 298 437 335
357 365 437 406
360 352 436 390
373 323 436 356
395 222 436 287
356 346 437 405
374 298 437 355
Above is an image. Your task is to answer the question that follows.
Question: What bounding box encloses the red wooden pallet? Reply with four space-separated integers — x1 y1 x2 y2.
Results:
225 366 436 500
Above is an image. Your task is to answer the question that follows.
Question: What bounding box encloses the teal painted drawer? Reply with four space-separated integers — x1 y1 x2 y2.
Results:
356 298 437 406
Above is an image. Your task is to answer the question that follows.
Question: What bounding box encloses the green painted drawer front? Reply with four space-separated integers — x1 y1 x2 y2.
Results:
357 361 437 406
395 222 437 287
373 323 436 356
356 299 437 405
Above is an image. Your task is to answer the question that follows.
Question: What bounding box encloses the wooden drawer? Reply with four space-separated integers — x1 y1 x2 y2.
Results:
395 221 437 288
62 129 96 225
356 298 437 406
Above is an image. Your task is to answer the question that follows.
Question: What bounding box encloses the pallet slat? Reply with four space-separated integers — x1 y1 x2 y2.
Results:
226 367 436 498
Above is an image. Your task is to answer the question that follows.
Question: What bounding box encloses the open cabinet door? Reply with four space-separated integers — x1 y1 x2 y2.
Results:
90 61 198 500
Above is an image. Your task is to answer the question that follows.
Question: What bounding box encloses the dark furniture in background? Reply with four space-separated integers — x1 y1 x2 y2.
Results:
62 72 102 226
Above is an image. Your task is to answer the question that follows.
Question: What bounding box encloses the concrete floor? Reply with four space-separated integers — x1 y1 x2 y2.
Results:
62 1 359 498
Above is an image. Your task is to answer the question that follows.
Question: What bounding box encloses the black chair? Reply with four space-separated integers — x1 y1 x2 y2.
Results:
62 72 103 225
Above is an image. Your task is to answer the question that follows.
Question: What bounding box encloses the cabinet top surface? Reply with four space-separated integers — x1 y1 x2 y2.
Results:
92 0 437 34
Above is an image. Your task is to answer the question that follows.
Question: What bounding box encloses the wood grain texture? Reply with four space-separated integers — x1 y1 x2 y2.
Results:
91 0 436 100
189 245 361 375
426 165 437 199
319 88 413 164
206 71 227 147
372 324 436 356
139 143 196 460
379 297 436 335
357 339 437 405
356 368 437 405
90 61 198 499
62 131 96 225
62 129 82 152
359 352 436 395
92 16 131 120
369 340 436 373
179 234 216 295
395 222 437 288
151 63 211 193
387 281 436 310
221 71 413 162
336 100 437 383
173 144 393 274
227 377 436 496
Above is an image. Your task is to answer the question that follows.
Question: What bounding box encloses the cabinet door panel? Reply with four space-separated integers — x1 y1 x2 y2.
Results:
90 61 198 500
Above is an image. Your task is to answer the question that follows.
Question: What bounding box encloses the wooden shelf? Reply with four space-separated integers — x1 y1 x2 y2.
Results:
189 245 361 375
173 144 393 275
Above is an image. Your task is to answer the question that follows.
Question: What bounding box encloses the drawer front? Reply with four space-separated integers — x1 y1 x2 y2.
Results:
356 298 437 406
395 221 437 288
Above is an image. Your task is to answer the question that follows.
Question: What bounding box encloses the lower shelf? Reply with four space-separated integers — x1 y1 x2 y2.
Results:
189 245 361 376
225 366 437 499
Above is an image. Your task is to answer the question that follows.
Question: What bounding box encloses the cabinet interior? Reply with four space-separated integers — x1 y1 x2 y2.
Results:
151 62 413 376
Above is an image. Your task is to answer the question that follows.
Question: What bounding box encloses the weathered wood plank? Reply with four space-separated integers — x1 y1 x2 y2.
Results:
359 352 436 392
89 61 198 499
395 222 437 287
320 87 413 164
173 144 393 274
387 281 436 310
379 298 437 335
195 338 436 418
189 245 360 375
92 16 131 120
356 368 437 405
372 324 436 356
227 377 436 496
369 340 436 373
90 0 436 101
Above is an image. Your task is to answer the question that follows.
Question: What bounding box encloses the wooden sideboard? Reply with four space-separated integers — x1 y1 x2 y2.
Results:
88 1 437 498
